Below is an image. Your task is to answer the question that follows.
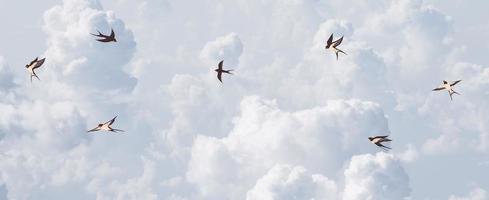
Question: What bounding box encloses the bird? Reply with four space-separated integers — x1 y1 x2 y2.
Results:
325 33 347 60
215 60 233 83
368 135 392 150
91 29 117 42
25 57 46 82
87 116 124 133
432 80 462 101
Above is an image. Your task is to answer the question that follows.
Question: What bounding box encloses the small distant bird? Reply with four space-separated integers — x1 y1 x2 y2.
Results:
368 135 392 150
91 29 117 42
215 60 233 83
432 80 462 101
87 116 124 133
26 57 46 82
325 33 347 60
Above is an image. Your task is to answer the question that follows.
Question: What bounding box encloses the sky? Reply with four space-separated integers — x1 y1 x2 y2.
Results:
0 0 488 199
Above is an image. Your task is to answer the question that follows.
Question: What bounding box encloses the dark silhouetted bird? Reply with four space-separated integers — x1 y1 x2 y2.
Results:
215 60 233 83
325 33 347 60
91 29 117 42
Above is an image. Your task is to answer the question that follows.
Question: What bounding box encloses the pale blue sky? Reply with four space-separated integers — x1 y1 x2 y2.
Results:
0 0 487 199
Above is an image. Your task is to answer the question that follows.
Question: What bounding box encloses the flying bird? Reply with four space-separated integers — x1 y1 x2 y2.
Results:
91 29 117 42
215 60 233 83
325 33 347 60
432 80 462 101
368 135 392 150
25 57 46 82
87 116 124 133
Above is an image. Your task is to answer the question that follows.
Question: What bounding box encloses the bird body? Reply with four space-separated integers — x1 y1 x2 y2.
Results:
88 116 124 133
25 57 45 82
368 135 392 150
325 34 347 60
433 80 461 100
91 29 117 43
215 60 234 83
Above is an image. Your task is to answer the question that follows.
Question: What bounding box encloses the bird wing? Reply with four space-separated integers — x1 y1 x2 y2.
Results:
33 58 45 69
110 29 115 38
450 80 461 86
333 36 343 47
27 57 38 67
105 116 117 125
432 86 445 91
87 127 99 132
325 34 333 48
217 71 223 83
218 60 224 70
373 135 389 139
96 38 112 42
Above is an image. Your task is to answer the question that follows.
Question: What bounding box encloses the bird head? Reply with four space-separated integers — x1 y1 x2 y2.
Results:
214 69 219 72
443 80 448 84
368 137 374 141
98 124 103 127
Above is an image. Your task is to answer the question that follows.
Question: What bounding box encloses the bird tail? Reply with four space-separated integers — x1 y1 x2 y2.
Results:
449 90 460 101
111 129 125 132
380 144 392 150
30 73 40 82
337 48 347 55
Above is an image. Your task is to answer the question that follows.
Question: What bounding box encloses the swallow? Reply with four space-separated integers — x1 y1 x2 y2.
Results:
214 60 233 83
25 57 46 82
91 29 117 42
368 135 392 150
87 116 124 133
432 80 461 101
325 33 347 60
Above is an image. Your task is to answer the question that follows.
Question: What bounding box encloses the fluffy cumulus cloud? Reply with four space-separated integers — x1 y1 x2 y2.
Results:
0 0 488 199
343 153 411 200
246 165 338 200
185 96 394 199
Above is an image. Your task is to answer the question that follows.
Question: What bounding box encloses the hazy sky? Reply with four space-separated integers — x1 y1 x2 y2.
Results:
0 0 488 199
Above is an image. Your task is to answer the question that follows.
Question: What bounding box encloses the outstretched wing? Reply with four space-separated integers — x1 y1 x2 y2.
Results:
217 72 223 83
96 38 112 42
432 86 445 91
33 58 45 69
27 57 38 67
373 135 389 139
218 60 224 70
325 34 333 48
105 116 117 125
87 127 99 132
110 29 115 38
450 80 461 86
333 36 343 47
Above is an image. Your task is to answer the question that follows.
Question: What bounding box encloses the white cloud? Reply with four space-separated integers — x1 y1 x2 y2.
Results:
246 165 337 200
186 96 390 199
0 0 488 199
343 153 411 200
200 33 243 66
449 187 488 200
